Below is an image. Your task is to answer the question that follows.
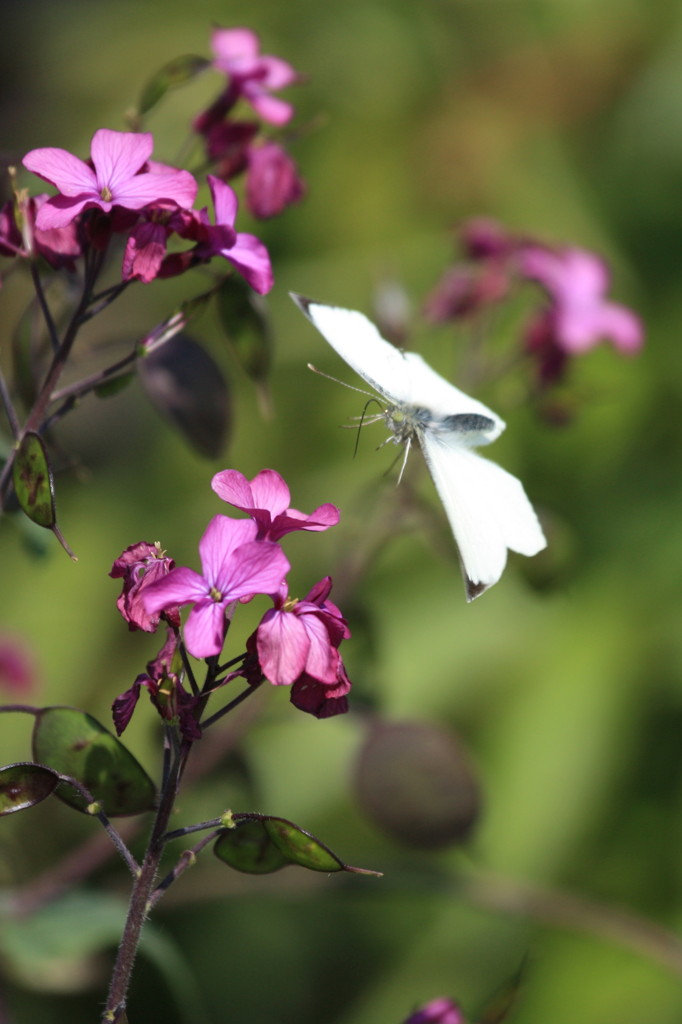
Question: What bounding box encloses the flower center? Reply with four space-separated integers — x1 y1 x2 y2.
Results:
209 586 223 602
282 596 299 612
99 185 113 202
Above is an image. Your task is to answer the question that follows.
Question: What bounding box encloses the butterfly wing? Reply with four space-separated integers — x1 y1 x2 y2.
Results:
418 429 546 600
292 295 504 436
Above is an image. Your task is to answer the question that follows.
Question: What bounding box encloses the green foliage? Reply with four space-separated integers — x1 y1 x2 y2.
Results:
31 707 156 816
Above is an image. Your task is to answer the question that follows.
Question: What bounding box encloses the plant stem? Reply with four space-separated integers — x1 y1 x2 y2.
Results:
102 740 188 1021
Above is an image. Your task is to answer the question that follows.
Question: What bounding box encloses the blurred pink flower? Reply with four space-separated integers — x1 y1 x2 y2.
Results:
245 141 305 219
519 245 643 354
210 27 298 125
0 636 37 694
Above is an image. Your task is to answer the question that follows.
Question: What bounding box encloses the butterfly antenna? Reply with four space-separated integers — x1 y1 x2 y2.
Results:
351 398 384 457
307 363 375 400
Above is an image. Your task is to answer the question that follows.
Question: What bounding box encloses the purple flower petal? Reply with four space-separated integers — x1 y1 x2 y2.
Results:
216 540 289 601
257 608 310 685
207 174 237 227
143 566 208 616
198 516 258 587
224 232 274 295
22 146 97 196
91 129 153 189
183 598 230 658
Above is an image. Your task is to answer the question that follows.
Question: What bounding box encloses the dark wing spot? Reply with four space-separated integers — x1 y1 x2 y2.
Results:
441 413 496 434
466 578 488 601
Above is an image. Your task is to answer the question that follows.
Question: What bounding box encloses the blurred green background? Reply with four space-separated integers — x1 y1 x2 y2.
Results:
2 0 682 1021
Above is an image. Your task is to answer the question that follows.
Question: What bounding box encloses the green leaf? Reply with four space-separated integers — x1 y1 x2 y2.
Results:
214 819 290 874
11 432 77 559
138 333 231 458
214 814 382 876
12 432 55 528
94 371 135 398
216 277 272 391
32 707 156 816
0 891 208 1016
0 762 58 815
138 55 209 116
263 816 344 872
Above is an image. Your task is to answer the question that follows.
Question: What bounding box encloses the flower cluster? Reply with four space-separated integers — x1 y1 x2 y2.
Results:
193 27 305 220
111 470 351 734
424 218 643 386
17 128 273 293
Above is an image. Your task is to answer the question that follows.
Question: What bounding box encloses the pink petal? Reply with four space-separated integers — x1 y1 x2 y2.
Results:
184 599 229 658
91 129 154 190
208 175 238 228
211 469 254 508
34 195 93 230
243 88 294 126
22 146 97 196
248 469 291 517
122 221 168 282
211 27 260 64
198 516 258 587
224 232 273 294
112 169 198 211
258 56 298 90
257 609 309 685
142 566 208 615
298 611 339 683
218 540 289 601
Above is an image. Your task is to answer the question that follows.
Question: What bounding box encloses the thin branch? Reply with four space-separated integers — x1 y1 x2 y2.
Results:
200 679 262 731
29 262 60 353
49 349 137 406
0 360 21 439
459 866 682 978
148 829 220 910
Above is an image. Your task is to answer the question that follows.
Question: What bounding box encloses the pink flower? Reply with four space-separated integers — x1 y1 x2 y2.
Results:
255 578 349 687
110 541 179 633
193 175 273 294
245 141 305 219
402 998 465 1024
248 577 353 718
211 468 339 541
210 27 298 126
0 635 37 694
22 129 198 230
142 516 289 659
519 245 643 355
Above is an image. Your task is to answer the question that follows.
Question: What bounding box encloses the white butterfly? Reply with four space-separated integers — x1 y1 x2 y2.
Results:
291 293 546 600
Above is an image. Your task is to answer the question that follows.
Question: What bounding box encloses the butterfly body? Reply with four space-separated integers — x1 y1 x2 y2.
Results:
291 293 546 600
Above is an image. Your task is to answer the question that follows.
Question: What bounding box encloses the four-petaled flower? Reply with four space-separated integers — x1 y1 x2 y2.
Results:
210 27 298 126
22 129 198 230
255 578 349 687
142 516 289 659
211 467 339 541
519 245 643 355
244 577 353 719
